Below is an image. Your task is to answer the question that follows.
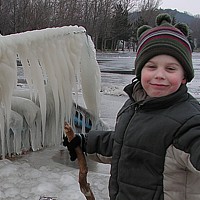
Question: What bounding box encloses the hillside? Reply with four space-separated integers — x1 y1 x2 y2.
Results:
130 9 199 26
159 9 197 25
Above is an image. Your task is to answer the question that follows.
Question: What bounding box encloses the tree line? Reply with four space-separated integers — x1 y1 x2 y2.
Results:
0 0 199 51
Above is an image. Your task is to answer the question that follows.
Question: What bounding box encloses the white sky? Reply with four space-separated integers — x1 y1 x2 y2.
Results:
160 0 200 15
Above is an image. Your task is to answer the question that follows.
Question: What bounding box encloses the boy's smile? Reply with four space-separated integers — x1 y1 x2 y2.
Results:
141 55 186 97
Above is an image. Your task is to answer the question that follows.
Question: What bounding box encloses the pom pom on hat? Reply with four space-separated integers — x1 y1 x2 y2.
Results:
156 13 172 26
135 13 194 82
175 22 189 37
137 25 152 39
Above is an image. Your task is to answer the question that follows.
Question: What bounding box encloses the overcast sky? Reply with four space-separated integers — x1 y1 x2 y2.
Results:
160 0 200 15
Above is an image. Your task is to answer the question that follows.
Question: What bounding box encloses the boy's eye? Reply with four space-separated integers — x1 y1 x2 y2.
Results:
166 66 176 71
145 65 156 69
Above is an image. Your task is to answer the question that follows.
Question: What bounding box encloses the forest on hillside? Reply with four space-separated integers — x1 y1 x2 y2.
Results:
0 0 199 50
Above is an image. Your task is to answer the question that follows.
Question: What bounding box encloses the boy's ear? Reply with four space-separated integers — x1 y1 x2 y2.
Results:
182 78 187 84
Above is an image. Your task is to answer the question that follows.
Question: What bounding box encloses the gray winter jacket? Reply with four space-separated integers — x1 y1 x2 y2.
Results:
86 82 200 200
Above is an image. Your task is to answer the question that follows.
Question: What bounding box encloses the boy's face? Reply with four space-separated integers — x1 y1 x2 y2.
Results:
141 54 186 97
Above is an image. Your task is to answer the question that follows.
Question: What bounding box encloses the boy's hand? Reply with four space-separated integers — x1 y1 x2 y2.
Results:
63 122 86 161
64 122 75 142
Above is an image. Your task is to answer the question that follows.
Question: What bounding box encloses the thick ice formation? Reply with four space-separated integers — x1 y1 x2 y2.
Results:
0 26 101 158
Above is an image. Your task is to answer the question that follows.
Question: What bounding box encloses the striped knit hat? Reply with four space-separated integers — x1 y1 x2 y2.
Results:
135 13 194 82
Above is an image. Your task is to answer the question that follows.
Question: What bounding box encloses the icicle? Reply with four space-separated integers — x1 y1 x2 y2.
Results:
42 40 60 145
9 110 23 154
0 107 5 158
80 34 101 119
81 112 86 133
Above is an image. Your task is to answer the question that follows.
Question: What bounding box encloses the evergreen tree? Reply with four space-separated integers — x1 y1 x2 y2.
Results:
110 3 133 50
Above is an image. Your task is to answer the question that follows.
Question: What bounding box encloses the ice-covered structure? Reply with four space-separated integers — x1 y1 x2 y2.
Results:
0 26 102 158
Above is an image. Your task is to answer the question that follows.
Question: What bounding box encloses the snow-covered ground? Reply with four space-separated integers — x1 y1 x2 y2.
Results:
0 51 200 200
0 145 111 200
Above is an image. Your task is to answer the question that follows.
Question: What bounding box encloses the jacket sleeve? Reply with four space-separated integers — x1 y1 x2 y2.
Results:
86 130 114 157
173 114 200 171
85 98 131 158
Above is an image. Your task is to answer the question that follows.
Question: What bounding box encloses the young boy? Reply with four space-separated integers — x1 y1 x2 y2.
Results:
64 13 200 200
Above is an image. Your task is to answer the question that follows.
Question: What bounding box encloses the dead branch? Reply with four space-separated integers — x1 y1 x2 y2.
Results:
64 122 95 200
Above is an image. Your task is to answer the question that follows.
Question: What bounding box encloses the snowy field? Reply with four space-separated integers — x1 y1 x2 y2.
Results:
0 51 200 200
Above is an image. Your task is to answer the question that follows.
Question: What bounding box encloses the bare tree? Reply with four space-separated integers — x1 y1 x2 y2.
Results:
118 0 140 11
0 0 12 34
137 0 161 26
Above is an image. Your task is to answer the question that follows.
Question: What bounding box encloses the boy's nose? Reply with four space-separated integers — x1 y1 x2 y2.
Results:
154 69 165 79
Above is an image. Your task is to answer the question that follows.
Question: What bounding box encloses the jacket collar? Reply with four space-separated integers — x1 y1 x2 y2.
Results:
124 80 189 110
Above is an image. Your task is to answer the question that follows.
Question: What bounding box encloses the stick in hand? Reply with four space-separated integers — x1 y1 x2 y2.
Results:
64 122 95 200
